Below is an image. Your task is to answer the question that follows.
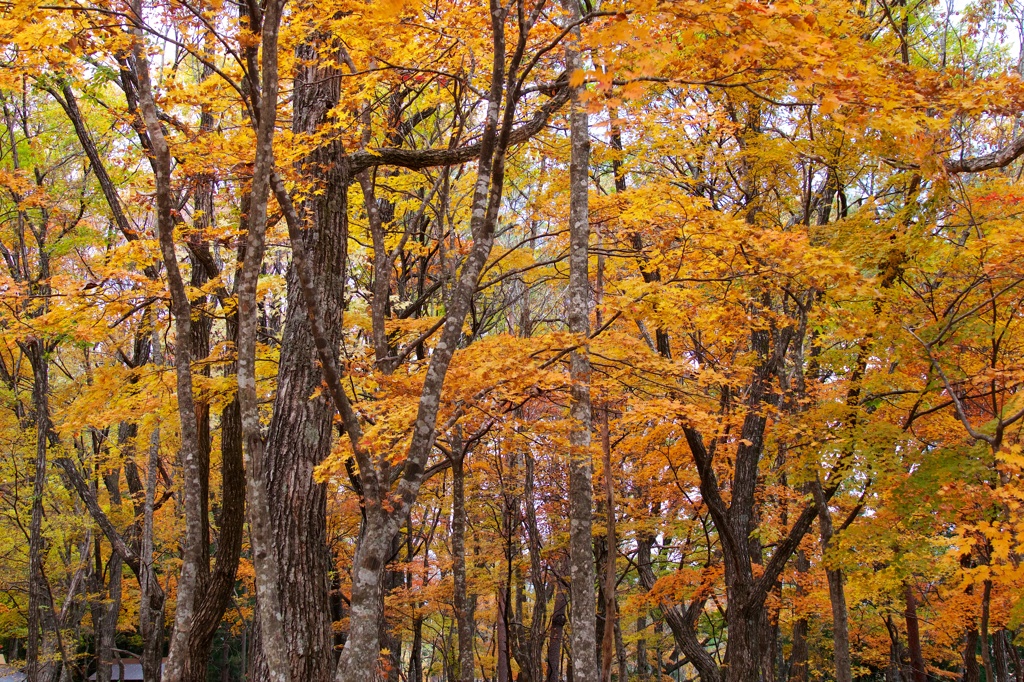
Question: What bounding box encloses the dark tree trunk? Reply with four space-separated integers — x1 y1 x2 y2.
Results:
546 589 568 682
453 454 475 682
965 629 981 682
788 551 809 682
995 630 1011 682
26 343 51 682
409 616 423 682
982 582 995 682
905 585 927 682
381 534 404 682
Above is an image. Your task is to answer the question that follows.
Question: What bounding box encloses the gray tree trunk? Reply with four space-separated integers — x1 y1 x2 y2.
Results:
562 2 599 681
129 5 206 679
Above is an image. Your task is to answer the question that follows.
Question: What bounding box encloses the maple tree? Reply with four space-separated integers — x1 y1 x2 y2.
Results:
0 0 1022 680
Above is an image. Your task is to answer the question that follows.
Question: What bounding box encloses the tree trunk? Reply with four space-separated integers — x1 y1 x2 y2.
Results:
26 343 50 682
788 551 809 682
141 423 166 682
498 587 511 682
409 616 423 682
905 584 928 682
811 482 852 682
1007 631 1021 682
982 582 995 682
129 10 206 680
886 616 907 682
637 614 650 682
563 1 598 680
244 29 343 682
453 454 475 682
600 409 616 682
965 629 981 682
381 533 404 682
995 630 1011 682
336 517 393 682
547 588 568 682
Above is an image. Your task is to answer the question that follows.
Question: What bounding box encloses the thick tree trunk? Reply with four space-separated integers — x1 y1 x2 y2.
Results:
995 630 1011 682
243 26 341 682
965 629 981 682
336 517 393 682
725 590 768 682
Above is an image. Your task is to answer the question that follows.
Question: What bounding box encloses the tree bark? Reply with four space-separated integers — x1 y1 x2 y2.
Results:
811 482 853 682
995 630 1011 682
547 588 568 682
232 0 292 678
905 585 927 682
965 629 981 682
26 343 51 682
788 551 809 682
453 452 475 682
562 2 598 680
600 409 616 682
129 4 206 679
982 582 995 682
327 3 531 678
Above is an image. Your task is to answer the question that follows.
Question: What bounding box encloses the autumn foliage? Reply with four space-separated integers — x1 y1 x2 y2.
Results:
0 0 1022 680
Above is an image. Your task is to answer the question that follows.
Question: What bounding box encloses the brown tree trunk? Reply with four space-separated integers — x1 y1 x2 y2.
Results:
93 468 125 682
995 630 1011 682
788 551 809 682
965 629 981 682
905 585 927 682
243 21 339 682
982 582 995 682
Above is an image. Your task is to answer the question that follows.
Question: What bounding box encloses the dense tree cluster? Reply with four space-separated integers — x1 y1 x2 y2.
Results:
0 0 1023 680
